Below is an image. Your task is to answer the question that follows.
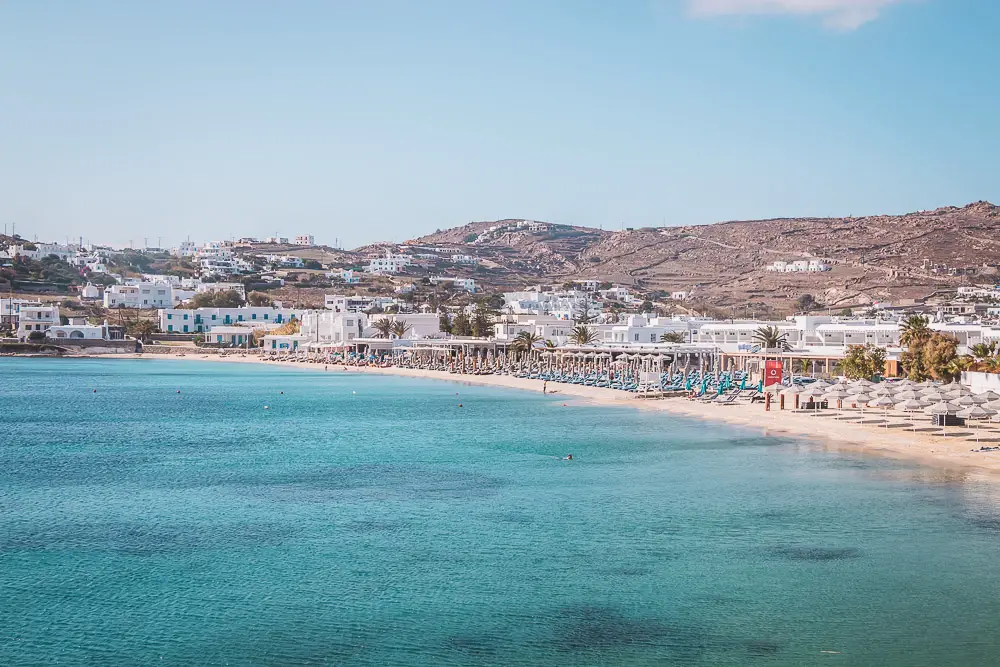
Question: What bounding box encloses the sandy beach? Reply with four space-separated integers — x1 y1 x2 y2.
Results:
95 352 1000 480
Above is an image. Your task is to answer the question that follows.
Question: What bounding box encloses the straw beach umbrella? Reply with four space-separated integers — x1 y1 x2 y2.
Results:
958 405 998 443
925 401 961 437
868 395 896 427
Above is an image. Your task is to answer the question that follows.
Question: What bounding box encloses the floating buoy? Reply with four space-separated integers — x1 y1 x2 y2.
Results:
458 404 463 407
264 405 269 410
93 389 97 393
176 390 181 394
280 391 284 395
563 403 567 407
352 391 356 395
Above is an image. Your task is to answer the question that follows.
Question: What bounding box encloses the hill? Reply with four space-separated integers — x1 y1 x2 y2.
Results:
392 203 1000 311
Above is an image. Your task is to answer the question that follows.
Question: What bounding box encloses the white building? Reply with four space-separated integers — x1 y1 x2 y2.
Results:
294 235 315 246
264 236 289 244
765 259 830 272
17 305 60 339
324 294 397 313
80 283 102 300
158 307 304 333
204 326 254 347
367 251 413 275
430 276 476 293
104 282 174 309
196 282 246 299
2 298 42 329
450 254 479 265
46 321 110 340
262 333 311 352
172 240 198 258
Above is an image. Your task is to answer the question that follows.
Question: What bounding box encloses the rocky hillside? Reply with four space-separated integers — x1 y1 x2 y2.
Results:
394 202 1000 311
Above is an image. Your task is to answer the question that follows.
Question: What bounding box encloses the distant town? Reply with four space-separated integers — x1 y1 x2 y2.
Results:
2 222 1000 382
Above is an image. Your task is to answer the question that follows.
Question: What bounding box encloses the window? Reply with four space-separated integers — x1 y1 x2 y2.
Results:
167 325 173 332
212 315 217 320
634 334 639 341
650 334 656 342
183 314 188 320
167 314 172 320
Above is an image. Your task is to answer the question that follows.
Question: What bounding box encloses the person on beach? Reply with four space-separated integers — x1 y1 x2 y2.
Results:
543 380 548 394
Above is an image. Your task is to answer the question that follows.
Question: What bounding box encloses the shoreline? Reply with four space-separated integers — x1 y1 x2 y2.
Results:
41 353 1000 481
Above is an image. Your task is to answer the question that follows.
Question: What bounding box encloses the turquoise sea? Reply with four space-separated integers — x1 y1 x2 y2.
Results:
2 358 1000 666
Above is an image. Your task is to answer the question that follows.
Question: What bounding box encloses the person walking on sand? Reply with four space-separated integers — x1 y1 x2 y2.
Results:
543 380 548 394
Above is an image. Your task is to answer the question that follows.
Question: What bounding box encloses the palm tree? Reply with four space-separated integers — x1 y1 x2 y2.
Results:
969 342 998 362
512 330 542 354
390 319 411 339
570 325 598 345
983 356 1000 374
126 319 156 342
372 317 394 339
751 325 789 351
543 339 556 349
900 315 931 349
660 331 687 344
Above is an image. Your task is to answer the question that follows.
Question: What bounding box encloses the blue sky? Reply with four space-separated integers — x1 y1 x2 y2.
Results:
1 0 997 249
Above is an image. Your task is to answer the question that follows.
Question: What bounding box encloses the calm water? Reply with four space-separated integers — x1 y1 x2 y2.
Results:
2 358 1000 666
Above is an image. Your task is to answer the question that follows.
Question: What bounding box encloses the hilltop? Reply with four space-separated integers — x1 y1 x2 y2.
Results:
345 202 1000 312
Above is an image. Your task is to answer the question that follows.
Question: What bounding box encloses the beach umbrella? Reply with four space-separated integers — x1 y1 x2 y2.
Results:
958 406 998 443
849 392 873 419
872 385 895 396
925 400 961 438
975 390 1000 402
920 390 946 402
846 385 868 394
895 398 925 431
924 401 960 416
993 413 1000 424
823 389 850 413
811 380 832 390
893 389 921 400
869 395 896 427
826 382 849 392
985 399 1000 411
953 395 978 407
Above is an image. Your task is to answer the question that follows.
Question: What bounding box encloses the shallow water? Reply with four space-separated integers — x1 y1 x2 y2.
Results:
2 358 999 665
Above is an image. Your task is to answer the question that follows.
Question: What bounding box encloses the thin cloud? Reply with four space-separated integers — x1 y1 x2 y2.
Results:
686 0 911 30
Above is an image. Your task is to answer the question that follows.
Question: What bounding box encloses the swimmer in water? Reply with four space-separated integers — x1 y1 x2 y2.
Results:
564 454 573 461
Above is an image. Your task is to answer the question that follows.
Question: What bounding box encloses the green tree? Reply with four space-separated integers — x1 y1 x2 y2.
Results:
246 291 273 307
569 325 598 345
923 333 960 382
512 330 542 354
390 319 411 339
126 319 157 342
471 301 495 338
640 300 654 313
899 315 931 348
372 317 394 339
797 294 817 312
841 344 887 380
660 331 687 344
438 311 452 334
751 325 789 351
188 290 245 309
452 312 472 337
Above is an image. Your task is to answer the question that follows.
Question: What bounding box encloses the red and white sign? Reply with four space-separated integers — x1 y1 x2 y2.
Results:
764 360 783 386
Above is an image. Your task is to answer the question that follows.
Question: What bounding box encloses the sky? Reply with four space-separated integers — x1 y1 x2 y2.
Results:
2 0 999 249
